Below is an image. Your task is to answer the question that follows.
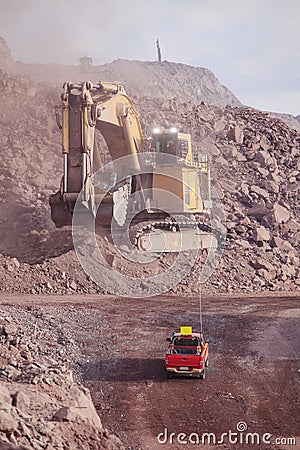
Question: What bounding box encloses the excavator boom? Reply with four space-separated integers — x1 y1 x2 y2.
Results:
51 80 144 227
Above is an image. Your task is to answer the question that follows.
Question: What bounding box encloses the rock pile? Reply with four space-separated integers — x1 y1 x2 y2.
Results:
137 98 300 292
0 311 124 449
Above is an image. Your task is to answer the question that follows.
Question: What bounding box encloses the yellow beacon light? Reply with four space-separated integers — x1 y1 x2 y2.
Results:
180 326 193 335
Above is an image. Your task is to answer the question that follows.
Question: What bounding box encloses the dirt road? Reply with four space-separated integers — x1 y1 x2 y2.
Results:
1 293 299 450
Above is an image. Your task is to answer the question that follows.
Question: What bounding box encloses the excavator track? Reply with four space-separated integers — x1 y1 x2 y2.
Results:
134 221 222 253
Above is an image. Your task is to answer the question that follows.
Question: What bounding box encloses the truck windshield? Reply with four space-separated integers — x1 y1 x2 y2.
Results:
173 338 200 347
171 337 201 355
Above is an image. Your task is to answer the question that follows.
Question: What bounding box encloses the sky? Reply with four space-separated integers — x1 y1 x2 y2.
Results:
0 0 299 115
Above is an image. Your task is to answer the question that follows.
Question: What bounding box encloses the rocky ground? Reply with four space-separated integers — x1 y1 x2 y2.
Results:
137 97 300 293
0 308 125 450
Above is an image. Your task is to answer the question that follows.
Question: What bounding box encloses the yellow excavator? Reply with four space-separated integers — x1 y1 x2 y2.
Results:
50 81 219 253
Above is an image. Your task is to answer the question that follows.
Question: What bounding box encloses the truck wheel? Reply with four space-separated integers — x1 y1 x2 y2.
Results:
167 373 173 379
205 358 209 367
200 370 205 380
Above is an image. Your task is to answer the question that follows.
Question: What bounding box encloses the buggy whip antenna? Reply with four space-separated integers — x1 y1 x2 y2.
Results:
199 280 203 333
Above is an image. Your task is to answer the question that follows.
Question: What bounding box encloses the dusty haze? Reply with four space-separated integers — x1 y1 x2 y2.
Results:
0 0 299 115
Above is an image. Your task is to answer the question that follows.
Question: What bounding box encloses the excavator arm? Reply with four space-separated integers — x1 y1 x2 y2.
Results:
51 80 144 227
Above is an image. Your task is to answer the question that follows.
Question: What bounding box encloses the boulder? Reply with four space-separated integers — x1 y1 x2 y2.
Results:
236 151 247 162
268 156 278 171
52 385 101 428
201 138 220 156
235 224 247 235
273 203 290 224
250 186 269 199
255 150 270 166
223 146 238 160
246 149 256 160
252 226 270 242
10 258 20 269
251 142 260 152
247 161 260 170
262 203 291 228
0 385 12 413
270 236 283 248
214 118 225 132
257 167 269 177
53 405 81 423
280 264 296 278
240 183 249 195
227 125 244 144
251 258 275 273
282 219 300 234
52 404 101 428
4 261 19 273
0 410 18 433
262 180 280 194
235 239 251 248
247 204 270 221
257 268 275 282
278 240 296 255
12 390 30 414
69 281 77 291
259 136 270 151
268 171 281 183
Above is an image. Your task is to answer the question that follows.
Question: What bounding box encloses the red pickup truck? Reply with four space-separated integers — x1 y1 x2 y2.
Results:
165 329 209 379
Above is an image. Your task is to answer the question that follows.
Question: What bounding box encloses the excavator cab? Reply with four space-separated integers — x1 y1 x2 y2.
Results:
151 128 192 164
